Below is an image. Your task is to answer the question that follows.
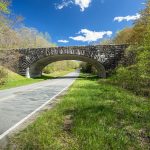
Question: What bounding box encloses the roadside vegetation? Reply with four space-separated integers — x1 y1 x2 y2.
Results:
81 1 150 98
109 1 150 97
7 74 150 150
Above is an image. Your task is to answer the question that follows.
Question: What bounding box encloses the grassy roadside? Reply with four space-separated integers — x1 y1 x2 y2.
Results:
0 69 74 90
7 74 150 150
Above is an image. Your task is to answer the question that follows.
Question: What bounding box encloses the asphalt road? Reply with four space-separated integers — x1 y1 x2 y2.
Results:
0 71 79 139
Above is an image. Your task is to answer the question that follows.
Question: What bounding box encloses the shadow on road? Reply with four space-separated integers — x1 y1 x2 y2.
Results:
33 74 99 80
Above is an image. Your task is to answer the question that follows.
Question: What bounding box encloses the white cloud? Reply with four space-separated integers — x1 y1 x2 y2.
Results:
58 40 69 43
69 29 112 43
56 0 73 10
114 13 141 22
74 0 92 11
55 0 92 11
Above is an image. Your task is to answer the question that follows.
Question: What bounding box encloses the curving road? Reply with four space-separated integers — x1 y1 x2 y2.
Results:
0 71 79 140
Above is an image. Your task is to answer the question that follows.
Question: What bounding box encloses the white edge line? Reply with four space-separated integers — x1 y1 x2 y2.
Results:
0 78 76 141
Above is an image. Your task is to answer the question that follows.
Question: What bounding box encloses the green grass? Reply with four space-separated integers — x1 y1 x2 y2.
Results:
42 69 75 78
0 69 74 90
7 74 150 150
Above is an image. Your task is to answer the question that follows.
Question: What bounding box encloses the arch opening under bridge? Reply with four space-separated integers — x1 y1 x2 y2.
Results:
27 54 106 78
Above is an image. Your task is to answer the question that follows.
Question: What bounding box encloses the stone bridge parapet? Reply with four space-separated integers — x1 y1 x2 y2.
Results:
2 45 129 78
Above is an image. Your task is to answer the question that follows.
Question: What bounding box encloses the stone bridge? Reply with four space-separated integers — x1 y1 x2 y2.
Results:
14 45 128 78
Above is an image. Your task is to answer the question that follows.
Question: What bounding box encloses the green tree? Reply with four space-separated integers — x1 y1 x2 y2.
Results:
113 28 133 44
0 0 10 14
129 0 150 45
109 0 150 97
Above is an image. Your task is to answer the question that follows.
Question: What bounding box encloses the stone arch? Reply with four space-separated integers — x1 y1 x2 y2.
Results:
26 54 106 78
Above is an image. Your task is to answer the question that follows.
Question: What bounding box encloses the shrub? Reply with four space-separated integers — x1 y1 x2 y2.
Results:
80 62 98 75
111 64 150 97
0 67 8 85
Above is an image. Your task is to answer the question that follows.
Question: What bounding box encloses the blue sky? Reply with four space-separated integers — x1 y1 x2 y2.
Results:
11 0 145 46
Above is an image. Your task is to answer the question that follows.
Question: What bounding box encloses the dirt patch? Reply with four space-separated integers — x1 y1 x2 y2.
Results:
139 128 150 147
63 115 73 132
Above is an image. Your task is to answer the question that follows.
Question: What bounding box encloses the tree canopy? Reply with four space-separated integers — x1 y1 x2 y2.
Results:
0 0 10 14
